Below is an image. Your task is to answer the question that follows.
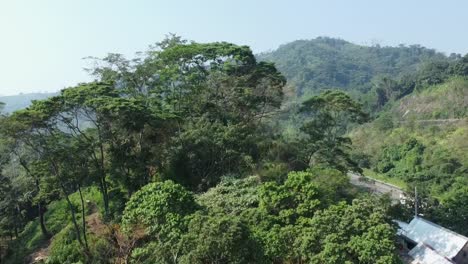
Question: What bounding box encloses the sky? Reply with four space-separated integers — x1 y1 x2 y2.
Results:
1 0 467 95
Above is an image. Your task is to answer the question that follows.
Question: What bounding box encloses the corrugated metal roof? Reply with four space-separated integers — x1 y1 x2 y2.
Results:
409 243 454 264
399 217 468 259
395 220 409 236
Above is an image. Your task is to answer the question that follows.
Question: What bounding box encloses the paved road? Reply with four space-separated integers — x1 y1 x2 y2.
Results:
348 172 406 201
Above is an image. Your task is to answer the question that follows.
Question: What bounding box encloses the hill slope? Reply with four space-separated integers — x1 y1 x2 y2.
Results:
0 92 58 113
258 37 451 98
350 76 468 234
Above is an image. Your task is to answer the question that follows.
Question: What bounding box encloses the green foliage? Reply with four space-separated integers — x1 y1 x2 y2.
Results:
354 123 468 235
449 54 468 76
122 181 197 238
239 169 359 262
395 77 468 120
122 181 199 263
351 72 468 235
431 184 468 234
129 212 263 264
414 60 451 89
178 212 263 264
300 90 368 172
295 198 399 264
259 171 322 223
258 37 449 97
124 180 261 264
85 38 286 192
0 38 288 261
196 176 260 215
306 167 352 203
258 169 350 224
376 138 425 175
119 168 396 264
374 111 395 131
47 224 114 264
2 221 49 264
165 119 257 191
47 225 84 264
7 37 466 263
154 42 285 190
2 187 102 263
243 195 399 263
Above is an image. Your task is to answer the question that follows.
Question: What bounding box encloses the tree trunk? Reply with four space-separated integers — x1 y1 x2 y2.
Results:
99 142 110 219
99 175 110 219
14 225 18 238
38 202 50 238
14 205 21 238
78 185 89 250
62 184 84 248
102 176 110 217
19 159 50 238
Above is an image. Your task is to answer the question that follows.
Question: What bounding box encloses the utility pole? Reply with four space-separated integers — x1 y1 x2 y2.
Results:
414 187 418 217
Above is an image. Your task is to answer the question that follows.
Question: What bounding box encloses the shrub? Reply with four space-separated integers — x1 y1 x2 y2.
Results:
197 176 260 215
122 181 197 237
47 225 84 264
122 181 198 263
179 212 264 264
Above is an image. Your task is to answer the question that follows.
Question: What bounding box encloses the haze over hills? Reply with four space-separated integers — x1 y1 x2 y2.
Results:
0 92 58 113
1 37 458 114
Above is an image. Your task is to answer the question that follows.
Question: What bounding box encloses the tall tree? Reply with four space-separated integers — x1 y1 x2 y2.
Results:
300 90 368 172
37 83 160 216
1 107 57 238
87 39 286 190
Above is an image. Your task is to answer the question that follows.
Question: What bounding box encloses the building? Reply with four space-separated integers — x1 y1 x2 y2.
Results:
396 217 468 264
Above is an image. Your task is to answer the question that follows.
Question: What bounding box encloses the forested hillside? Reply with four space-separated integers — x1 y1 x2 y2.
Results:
258 37 456 108
351 58 468 235
0 37 402 264
0 36 466 263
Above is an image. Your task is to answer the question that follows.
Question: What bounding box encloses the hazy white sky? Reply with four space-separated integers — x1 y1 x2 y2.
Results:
1 0 467 95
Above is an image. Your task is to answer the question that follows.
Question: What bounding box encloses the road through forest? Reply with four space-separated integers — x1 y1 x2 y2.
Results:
348 172 406 201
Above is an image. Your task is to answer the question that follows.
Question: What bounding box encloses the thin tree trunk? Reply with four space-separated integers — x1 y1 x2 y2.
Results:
15 204 22 230
14 205 21 238
78 185 89 250
14 225 18 238
38 202 50 238
19 159 50 237
100 175 110 218
62 184 84 248
99 142 110 218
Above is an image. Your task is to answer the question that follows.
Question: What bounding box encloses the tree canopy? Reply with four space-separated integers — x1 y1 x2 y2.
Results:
1 36 465 263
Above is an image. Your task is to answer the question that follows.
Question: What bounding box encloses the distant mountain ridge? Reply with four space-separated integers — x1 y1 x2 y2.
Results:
0 92 58 113
0 38 459 113
257 37 454 98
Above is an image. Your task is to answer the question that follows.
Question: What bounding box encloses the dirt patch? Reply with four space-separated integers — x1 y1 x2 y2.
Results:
86 212 109 237
29 239 52 264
